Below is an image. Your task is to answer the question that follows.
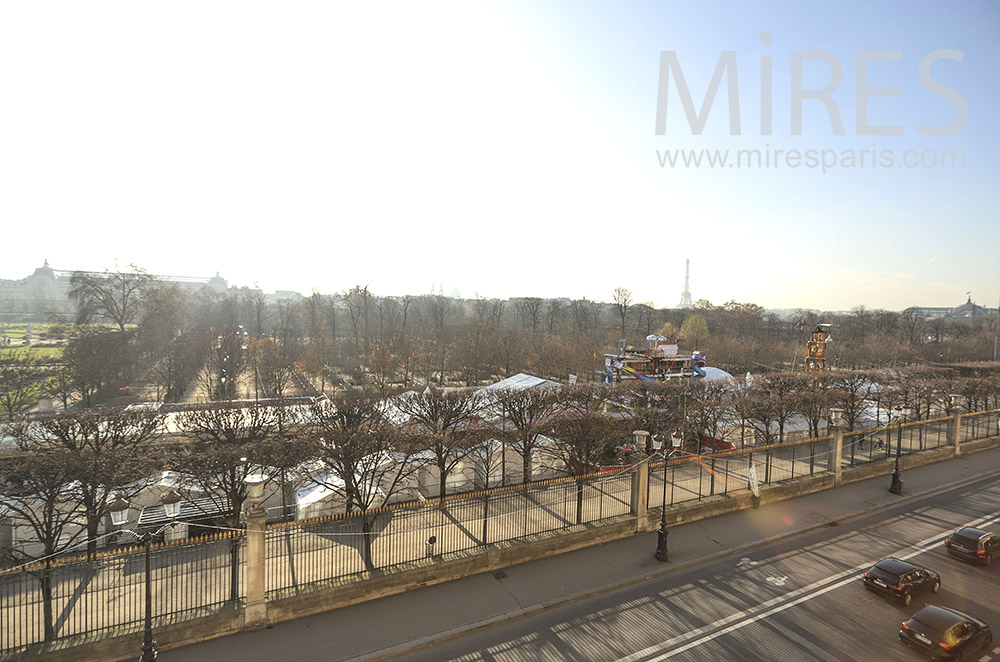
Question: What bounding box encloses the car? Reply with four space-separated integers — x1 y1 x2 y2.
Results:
698 434 736 454
899 605 992 661
944 527 999 566
862 557 940 606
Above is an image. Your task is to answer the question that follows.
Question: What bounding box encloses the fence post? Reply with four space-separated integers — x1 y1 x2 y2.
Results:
948 395 963 457
244 477 268 630
630 454 650 533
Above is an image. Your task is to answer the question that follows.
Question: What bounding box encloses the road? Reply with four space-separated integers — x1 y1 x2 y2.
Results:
392 474 1000 662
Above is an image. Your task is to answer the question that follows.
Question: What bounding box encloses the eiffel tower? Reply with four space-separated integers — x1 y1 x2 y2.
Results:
677 258 693 308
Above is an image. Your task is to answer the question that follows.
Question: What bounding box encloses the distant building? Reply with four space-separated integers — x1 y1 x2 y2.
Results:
903 296 997 320
0 260 71 319
0 261 230 321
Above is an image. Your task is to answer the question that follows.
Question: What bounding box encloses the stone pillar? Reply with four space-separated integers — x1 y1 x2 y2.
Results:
828 409 845 486
244 476 268 630
630 455 649 532
245 507 267 629
832 427 844 485
948 397 963 457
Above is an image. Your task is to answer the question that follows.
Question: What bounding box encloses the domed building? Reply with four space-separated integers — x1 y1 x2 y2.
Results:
904 295 996 320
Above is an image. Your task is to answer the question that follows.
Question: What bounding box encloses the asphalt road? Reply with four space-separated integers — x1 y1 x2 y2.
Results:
392 475 1000 662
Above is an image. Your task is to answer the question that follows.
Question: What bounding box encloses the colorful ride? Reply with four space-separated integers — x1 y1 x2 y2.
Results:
605 335 712 383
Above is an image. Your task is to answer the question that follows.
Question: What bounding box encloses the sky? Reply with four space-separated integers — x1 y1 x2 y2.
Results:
1 1 997 312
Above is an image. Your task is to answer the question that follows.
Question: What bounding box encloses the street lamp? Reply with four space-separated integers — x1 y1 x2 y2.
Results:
108 494 130 527
636 428 669 563
108 490 183 662
889 405 904 495
828 408 845 429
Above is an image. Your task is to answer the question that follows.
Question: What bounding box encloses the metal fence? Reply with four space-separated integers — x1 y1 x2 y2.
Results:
265 470 635 598
0 531 244 658
3 408 999 659
842 416 953 467
964 409 1000 442
645 434 836 509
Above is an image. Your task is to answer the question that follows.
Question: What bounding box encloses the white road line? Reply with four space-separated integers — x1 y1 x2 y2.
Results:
615 509 1000 662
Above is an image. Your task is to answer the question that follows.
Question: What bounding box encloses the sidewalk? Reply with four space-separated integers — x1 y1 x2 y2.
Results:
160 443 1000 662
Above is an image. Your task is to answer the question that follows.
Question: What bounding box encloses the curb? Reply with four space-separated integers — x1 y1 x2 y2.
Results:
352 463 1000 662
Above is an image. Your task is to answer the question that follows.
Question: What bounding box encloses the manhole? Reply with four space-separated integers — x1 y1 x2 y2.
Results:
493 570 507 580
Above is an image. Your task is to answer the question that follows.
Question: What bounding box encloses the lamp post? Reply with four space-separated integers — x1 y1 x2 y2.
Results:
636 428 668 563
889 405 904 495
108 490 183 662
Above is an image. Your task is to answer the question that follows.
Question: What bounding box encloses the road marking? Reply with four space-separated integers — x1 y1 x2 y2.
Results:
615 508 1000 662
765 576 788 587
735 557 758 568
978 655 990 662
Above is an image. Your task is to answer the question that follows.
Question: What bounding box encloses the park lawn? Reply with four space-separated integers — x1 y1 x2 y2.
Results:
0 346 65 361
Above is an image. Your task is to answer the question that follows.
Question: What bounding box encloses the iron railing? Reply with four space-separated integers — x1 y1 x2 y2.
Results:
0 531 244 658
2 408 999 658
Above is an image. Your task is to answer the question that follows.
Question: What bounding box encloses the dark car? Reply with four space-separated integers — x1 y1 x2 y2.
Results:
862 557 940 606
899 605 992 661
944 527 999 566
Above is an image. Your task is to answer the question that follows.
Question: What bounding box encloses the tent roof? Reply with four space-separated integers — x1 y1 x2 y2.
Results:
481 373 560 392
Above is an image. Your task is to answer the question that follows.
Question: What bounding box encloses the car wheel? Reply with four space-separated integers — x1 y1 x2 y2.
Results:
985 554 993 567
902 592 912 606
932 579 940 593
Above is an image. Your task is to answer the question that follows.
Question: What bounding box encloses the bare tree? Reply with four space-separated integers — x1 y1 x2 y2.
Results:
63 331 132 407
613 287 633 341
44 367 77 410
306 393 418 569
490 386 560 483
4 409 162 557
546 386 625 523
514 298 543 332
828 369 874 431
136 282 188 360
251 335 301 400
243 288 270 339
198 329 250 401
68 266 152 334
173 403 285 602
0 450 88 641
393 388 483 500
0 350 48 416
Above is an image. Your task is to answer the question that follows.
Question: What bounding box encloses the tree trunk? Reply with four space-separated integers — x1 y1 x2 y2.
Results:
86 514 100 560
361 515 375 572
437 461 449 502
41 563 55 641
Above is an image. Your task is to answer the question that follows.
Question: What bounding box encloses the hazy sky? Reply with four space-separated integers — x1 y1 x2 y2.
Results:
1 1 997 311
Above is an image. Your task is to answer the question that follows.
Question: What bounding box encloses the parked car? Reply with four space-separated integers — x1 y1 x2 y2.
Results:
899 605 992 661
862 557 940 606
698 434 736 454
944 527 999 566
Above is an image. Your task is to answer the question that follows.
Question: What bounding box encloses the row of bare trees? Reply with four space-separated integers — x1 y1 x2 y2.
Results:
5 265 999 413
4 364 1000 636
